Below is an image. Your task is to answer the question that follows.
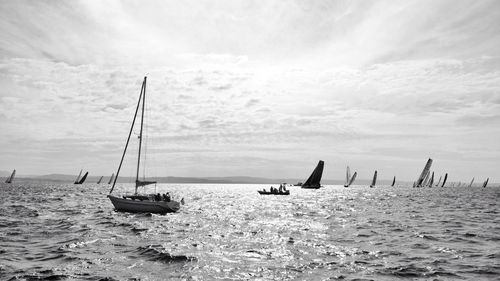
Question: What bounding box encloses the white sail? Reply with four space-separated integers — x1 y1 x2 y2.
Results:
348 172 357 186
74 169 82 184
5 169 16 183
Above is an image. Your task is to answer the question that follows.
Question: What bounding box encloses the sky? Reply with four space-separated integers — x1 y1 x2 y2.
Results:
1 0 499 182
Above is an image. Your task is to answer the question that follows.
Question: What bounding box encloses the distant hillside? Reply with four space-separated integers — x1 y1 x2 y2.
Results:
8 173 410 185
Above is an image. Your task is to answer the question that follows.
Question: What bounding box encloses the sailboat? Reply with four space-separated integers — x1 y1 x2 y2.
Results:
5 169 16 184
74 172 88 184
344 166 351 187
441 173 448 187
370 170 377 188
416 158 433 187
97 176 103 184
74 170 83 184
427 172 434 187
391 176 396 187
107 173 114 185
301 160 324 189
482 178 489 188
435 175 442 187
108 77 180 214
348 172 357 187
344 167 357 187
469 177 474 187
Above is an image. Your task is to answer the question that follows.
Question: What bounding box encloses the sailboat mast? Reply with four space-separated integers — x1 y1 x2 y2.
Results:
135 77 147 194
109 77 146 195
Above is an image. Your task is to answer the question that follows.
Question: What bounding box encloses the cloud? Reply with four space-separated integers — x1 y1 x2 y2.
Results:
1 1 500 180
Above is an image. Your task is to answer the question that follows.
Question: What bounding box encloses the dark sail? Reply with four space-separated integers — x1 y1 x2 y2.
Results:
108 173 114 185
301 160 324 189
370 170 377 187
469 177 474 187
483 178 489 188
441 173 448 187
76 172 88 184
416 158 433 187
97 176 103 184
391 176 396 187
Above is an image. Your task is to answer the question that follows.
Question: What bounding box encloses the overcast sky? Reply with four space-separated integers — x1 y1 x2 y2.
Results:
1 0 499 182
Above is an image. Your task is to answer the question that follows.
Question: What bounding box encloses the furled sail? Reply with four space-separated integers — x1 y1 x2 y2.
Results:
136 180 157 188
416 158 433 187
5 169 16 183
370 170 377 188
441 173 448 187
301 160 324 189
74 170 83 184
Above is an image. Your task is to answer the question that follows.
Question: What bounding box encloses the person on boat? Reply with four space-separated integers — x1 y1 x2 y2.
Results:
279 185 283 193
165 192 171 202
156 193 162 201
262 188 266 192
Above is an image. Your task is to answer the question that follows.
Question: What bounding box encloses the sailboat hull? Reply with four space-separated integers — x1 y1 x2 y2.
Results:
108 195 180 214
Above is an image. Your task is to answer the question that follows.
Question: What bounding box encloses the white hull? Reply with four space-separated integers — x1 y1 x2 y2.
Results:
108 195 180 214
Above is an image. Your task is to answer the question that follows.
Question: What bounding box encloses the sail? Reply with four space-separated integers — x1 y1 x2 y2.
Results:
76 172 88 184
74 169 83 184
301 160 324 189
422 170 430 187
469 177 474 187
348 172 357 186
345 166 351 186
416 158 433 187
97 176 103 184
427 172 434 187
108 173 114 185
483 178 489 188
435 176 442 187
136 180 157 187
441 173 448 187
5 169 16 183
370 170 377 187
391 176 396 187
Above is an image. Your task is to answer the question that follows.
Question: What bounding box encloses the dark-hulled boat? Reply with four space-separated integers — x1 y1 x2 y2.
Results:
258 190 290 195
107 76 180 214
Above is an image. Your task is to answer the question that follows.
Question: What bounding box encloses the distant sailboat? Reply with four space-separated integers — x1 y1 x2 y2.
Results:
370 170 377 188
482 178 489 188
301 160 324 189
441 173 448 187
469 177 474 187
391 176 396 187
435 175 442 187
5 169 16 184
108 77 180 214
344 166 357 187
75 172 88 184
74 169 83 184
348 172 357 187
97 176 103 184
416 158 433 187
107 173 114 185
427 172 434 187
344 166 351 187
422 171 430 187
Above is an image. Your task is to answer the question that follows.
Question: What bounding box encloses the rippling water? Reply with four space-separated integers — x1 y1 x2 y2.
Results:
0 182 499 280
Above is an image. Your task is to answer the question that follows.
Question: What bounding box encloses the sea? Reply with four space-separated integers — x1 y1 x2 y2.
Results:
0 182 499 281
